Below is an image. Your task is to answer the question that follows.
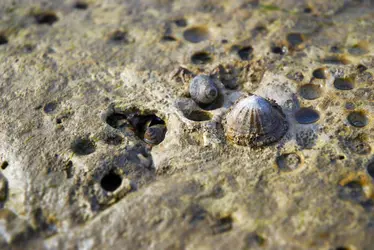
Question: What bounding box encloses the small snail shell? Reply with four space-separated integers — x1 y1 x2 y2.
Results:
225 95 288 147
189 75 218 105
144 124 167 145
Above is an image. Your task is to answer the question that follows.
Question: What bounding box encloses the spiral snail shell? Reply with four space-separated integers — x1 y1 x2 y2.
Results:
189 75 218 105
143 123 167 145
225 95 288 147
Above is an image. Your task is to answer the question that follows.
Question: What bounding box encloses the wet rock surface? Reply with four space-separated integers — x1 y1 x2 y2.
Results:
0 0 373 249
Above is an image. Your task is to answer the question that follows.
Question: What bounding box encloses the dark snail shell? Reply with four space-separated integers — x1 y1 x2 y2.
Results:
144 124 167 145
189 75 218 105
225 95 288 147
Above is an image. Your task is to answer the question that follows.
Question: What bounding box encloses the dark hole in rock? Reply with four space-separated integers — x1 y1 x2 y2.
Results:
323 56 350 65
221 39 228 44
345 102 355 110
56 118 62 124
338 181 366 203
106 112 128 129
74 1 88 9
238 46 253 60
101 171 122 192
276 153 301 172
71 137 96 156
336 247 351 250
334 77 354 90
103 133 123 145
312 68 327 79
211 216 233 234
299 84 322 100
357 64 367 73
304 7 312 13
183 110 212 121
347 111 368 128
109 30 129 43
295 108 320 124
367 162 374 179
252 26 267 37
287 33 304 47
183 27 209 43
271 46 287 55
161 35 177 42
43 101 57 114
174 18 187 27
65 161 73 179
191 51 212 65
330 45 343 53
1 161 9 170
338 155 345 160
183 204 207 225
23 44 35 53
0 35 8 45
245 233 266 247
348 44 368 56
34 12 58 25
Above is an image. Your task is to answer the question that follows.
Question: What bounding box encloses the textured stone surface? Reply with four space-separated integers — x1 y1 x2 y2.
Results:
0 0 374 249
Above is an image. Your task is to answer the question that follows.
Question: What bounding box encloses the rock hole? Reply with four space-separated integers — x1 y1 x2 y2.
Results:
334 77 354 90
348 42 368 56
336 247 351 250
312 68 327 79
73 1 88 10
174 18 187 27
103 133 123 145
108 30 129 43
238 46 253 60
43 101 57 114
71 137 96 156
101 171 122 192
183 26 209 43
34 12 58 25
338 181 366 203
357 64 367 73
161 35 177 42
338 155 345 160
286 33 304 47
323 56 350 65
65 161 73 179
105 112 128 129
295 108 320 124
299 84 322 100
221 39 228 44
245 233 266 247
347 111 368 128
183 110 212 121
0 34 8 45
271 46 287 55
1 161 9 170
276 153 301 172
56 118 62 124
211 216 232 234
191 51 212 65
367 162 374 179
303 7 312 13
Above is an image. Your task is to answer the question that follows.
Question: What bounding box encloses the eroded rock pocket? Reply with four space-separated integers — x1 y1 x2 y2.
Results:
104 107 167 145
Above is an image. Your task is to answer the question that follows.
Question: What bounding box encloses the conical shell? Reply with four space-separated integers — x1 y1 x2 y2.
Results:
225 95 288 147
189 75 218 105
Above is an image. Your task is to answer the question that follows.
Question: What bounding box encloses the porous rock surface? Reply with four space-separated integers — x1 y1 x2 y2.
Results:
0 0 374 249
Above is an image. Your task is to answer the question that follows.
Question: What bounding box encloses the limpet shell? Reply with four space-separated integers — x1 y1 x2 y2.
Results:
224 95 288 147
